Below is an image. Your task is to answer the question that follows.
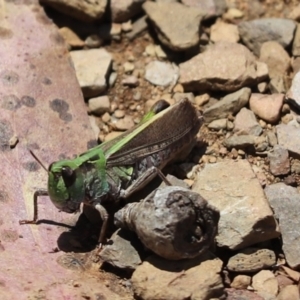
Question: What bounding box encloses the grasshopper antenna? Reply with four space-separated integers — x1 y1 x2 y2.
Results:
29 150 49 173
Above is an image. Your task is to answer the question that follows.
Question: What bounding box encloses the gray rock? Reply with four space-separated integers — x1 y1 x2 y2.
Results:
192 160 280 250
227 248 276 273
41 0 107 22
292 24 300 56
179 42 261 92
110 0 145 23
126 16 148 40
131 255 224 300
223 135 255 149
208 118 227 130
226 288 265 300
182 0 227 20
114 115 134 130
249 93 284 124
286 71 300 108
70 49 112 98
269 76 287 94
99 229 142 271
268 145 290 176
145 61 179 87
259 41 290 79
276 124 300 156
173 92 195 103
203 87 251 122
234 108 262 136
88 95 110 115
210 21 239 43
115 186 220 260
265 183 300 268
266 131 278 147
121 75 139 87
143 1 203 51
238 18 296 56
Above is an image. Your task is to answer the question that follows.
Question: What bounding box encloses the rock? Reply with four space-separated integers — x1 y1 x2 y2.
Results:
121 75 139 87
255 135 268 152
173 92 195 103
85 34 103 48
226 288 264 300
192 160 280 250
268 145 290 176
203 87 251 122
286 71 300 108
277 285 300 300
179 42 262 92
210 21 239 43
70 49 112 98
276 275 295 290
131 255 224 300
238 18 296 56
289 4 300 21
114 115 134 130
145 61 179 87
41 0 107 22
126 16 148 40
182 0 227 20
154 45 167 58
110 0 145 23
143 2 203 51
227 248 276 273
115 186 220 260
223 8 244 20
208 119 227 130
99 229 142 271
292 24 300 56
252 270 278 297
223 135 255 150
276 124 300 157
269 76 287 94
291 160 300 174
195 93 210 107
58 27 84 48
257 82 268 93
265 183 300 269
234 108 262 136
259 41 290 78
109 72 117 87
104 131 122 141
249 93 284 124
123 62 135 73
231 275 251 289
114 110 125 118
88 95 110 115
266 131 278 147
121 20 132 32
145 44 156 57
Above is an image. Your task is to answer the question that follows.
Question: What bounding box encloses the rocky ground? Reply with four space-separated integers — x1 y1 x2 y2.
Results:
20 0 300 299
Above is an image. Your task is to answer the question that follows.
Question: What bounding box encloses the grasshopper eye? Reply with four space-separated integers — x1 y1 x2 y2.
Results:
61 166 76 188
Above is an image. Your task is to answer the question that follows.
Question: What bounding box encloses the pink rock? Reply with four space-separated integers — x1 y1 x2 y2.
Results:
249 93 284 123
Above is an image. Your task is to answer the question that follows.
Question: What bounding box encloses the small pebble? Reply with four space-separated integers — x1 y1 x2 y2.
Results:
122 76 139 87
85 34 103 48
114 110 125 118
101 112 111 123
88 96 110 116
109 72 117 87
121 20 132 32
123 62 135 73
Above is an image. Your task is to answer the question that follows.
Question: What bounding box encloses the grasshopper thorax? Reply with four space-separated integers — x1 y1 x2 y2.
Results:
48 160 85 213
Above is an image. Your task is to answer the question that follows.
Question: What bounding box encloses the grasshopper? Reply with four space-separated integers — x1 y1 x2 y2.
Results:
20 98 203 246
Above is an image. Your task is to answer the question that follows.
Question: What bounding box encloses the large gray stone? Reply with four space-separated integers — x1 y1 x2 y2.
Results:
238 18 296 56
265 183 300 269
192 160 280 250
180 42 263 92
143 1 203 51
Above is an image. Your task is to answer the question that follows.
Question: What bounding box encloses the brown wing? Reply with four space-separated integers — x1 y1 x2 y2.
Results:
105 99 202 167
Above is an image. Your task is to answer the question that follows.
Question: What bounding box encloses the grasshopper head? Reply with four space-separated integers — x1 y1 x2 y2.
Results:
48 160 85 213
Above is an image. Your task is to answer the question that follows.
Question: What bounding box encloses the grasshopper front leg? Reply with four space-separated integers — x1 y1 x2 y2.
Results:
19 189 49 224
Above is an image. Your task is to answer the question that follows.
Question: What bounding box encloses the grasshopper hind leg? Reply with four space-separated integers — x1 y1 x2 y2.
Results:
92 203 109 248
